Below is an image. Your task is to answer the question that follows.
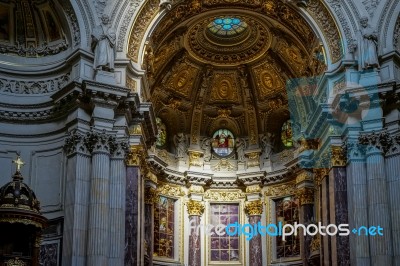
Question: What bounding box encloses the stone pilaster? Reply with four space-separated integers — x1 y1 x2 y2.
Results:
345 141 369 266
187 200 205 266
386 135 400 262
109 141 128 265
62 130 91 266
124 145 145 266
359 131 393 265
296 180 314 266
86 131 114 266
244 199 263 266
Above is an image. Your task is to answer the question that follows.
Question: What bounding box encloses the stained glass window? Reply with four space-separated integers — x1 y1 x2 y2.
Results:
208 17 247 37
211 129 235 157
156 117 167 148
275 196 300 258
210 204 240 262
154 196 175 258
281 120 293 147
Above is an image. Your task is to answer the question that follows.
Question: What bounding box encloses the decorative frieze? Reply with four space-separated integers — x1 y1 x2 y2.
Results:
245 200 263 216
0 74 70 94
157 183 185 197
204 190 245 201
186 200 205 216
246 184 261 193
264 183 296 197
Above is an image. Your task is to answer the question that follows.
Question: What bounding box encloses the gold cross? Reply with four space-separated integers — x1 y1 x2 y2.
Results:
12 156 25 171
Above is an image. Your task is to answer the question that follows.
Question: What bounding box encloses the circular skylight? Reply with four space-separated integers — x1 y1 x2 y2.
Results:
208 17 247 37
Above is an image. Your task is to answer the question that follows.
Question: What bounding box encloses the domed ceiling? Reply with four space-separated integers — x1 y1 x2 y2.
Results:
145 0 326 151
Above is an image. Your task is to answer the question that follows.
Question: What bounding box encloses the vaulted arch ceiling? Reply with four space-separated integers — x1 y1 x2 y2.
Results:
144 0 326 149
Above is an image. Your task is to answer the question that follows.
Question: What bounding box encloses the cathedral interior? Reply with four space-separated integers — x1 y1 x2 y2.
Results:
0 0 399 265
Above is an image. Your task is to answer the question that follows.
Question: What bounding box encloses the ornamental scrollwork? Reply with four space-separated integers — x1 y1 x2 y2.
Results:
296 187 315 205
0 74 70 94
186 200 205 216
203 190 245 201
264 183 296 197
358 130 392 155
125 145 146 166
331 146 346 167
157 183 185 197
244 200 263 216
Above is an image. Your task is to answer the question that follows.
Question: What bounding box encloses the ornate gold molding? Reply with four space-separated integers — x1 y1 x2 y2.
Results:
189 150 203 167
186 200 205 216
145 171 158 184
189 184 204 194
331 146 346 167
296 170 313 184
246 152 260 167
264 183 296 197
127 0 159 62
157 183 185 197
204 190 245 201
246 184 261 193
298 137 319 153
296 187 315 205
244 200 263 216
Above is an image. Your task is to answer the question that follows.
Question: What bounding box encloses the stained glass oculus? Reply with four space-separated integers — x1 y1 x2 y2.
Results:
208 17 247 36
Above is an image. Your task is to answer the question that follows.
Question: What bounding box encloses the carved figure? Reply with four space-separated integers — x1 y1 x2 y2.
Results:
358 16 379 70
173 132 188 158
91 14 116 72
236 138 246 162
260 133 273 159
201 138 212 162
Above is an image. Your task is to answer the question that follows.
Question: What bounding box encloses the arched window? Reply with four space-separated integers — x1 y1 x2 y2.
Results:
207 17 247 37
211 129 235 157
281 120 293 148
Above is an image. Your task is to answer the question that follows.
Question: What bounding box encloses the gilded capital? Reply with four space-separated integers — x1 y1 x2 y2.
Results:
186 200 205 216
295 171 313 184
313 168 329 186
145 171 158 184
125 145 145 166
296 187 314 205
331 146 346 167
144 187 159 205
245 184 261 193
189 151 203 167
245 200 263 216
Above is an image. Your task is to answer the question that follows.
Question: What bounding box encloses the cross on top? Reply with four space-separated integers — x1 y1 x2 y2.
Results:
12 155 25 172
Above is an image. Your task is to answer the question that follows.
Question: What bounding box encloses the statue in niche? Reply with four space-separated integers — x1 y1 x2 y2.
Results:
173 132 188 159
91 14 116 72
235 138 246 162
260 133 274 159
358 16 379 71
201 138 212 162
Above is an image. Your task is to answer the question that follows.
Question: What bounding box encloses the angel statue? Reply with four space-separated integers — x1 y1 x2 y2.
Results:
236 138 246 162
173 132 188 159
201 137 212 162
260 133 274 159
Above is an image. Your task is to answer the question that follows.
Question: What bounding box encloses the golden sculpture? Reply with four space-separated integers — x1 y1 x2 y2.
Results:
186 200 205 216
12 155 25 172
245 184 261 193
244 200 263 216
189 151 203 167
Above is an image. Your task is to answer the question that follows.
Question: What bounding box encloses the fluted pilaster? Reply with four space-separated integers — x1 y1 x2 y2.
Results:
62 130 91 266
109 141 128 265
86 131 113 266
359 131 393 265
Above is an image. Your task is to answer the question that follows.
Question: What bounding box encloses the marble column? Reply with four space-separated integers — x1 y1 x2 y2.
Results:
62 131 91 266
109 142 127 265
245 200 263 266
359 131 393 265
124 145 144 266
187 200 205 266
87 131 112 266
296 186 314 266
386 137 400 262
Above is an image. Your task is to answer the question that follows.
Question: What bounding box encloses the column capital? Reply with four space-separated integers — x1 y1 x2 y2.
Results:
144 187 159 205
331 146 346 167
313 168 329 186
296 187 315 205
358 130 391 155
125 144 146 166
245 199 263 216
296 170 313 185
186 200 205 216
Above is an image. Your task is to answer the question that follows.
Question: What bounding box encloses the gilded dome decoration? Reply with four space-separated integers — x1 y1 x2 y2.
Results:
207 17 247 37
